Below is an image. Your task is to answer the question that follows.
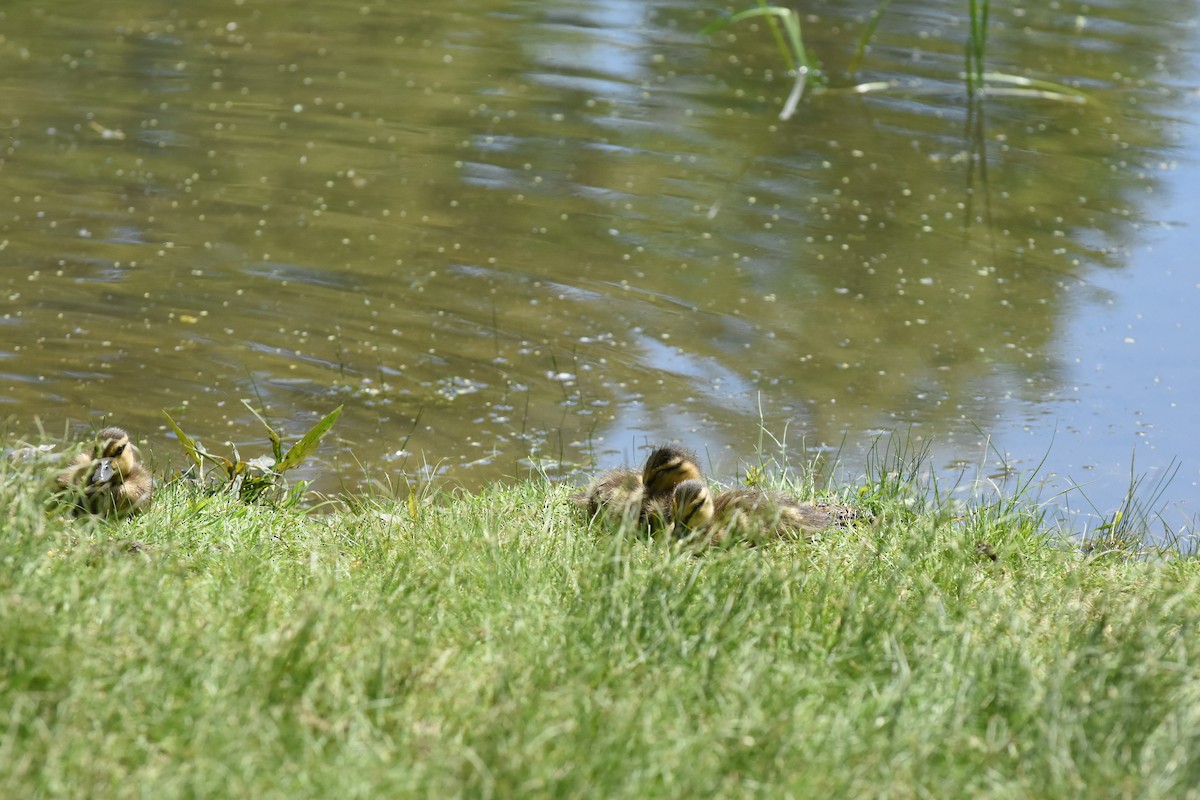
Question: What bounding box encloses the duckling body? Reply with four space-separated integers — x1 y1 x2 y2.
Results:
571 467 646 526
55 427 154 518
669 479 856 547
639 444 704 534
573 444 705 532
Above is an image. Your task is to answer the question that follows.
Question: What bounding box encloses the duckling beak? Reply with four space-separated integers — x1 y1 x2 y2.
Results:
91 458 116 485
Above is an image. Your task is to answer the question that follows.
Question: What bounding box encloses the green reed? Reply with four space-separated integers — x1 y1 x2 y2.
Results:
702 2 814 120
965 0 990 96
709 0 1087 110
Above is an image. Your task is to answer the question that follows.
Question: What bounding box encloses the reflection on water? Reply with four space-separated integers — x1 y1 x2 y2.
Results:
1 0 1197 530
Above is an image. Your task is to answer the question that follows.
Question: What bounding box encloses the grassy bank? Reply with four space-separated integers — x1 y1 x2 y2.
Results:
3 452 1199 798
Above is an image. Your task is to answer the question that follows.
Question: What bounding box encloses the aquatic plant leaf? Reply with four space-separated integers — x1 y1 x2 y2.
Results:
209 450 239 480
979 71 1090 102
163 411 203 471
242 399 284 463
702 3 812 113
277 405 343 474
702 5 790 36
849 0 893 78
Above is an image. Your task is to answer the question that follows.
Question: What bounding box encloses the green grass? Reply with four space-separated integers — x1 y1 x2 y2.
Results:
4 450 1200 798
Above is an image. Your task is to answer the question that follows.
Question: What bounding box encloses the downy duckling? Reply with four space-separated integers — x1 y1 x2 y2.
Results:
572 444 705 531
669 479 857 547
641 444 704 499
640 444 705 533
571 467 646 527
55 427 154 518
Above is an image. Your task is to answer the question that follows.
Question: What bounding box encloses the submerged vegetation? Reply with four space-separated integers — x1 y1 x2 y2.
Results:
3 430 1198 797
706 0 1089 118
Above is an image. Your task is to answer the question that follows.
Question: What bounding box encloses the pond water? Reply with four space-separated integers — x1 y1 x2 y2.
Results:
2 0 1197 534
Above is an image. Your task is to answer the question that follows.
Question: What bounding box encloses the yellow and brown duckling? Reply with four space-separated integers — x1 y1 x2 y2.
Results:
54 427 154 518
572 444 705 531
639 444 704 532
668 479 858 547
570 466 646 526
641 444 704 501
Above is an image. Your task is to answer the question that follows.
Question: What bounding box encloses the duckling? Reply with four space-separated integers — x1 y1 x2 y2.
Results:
571 467 646 526
54 427 154 518
669 479 857 547
640 444 705 533
571 444 705 532
641 444 704 500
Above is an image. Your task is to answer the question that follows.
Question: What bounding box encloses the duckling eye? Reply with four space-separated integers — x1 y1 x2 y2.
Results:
112 443 126 457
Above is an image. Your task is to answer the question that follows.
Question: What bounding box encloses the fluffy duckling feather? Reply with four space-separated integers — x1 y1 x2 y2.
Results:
54 427 154 518
669 479 857 547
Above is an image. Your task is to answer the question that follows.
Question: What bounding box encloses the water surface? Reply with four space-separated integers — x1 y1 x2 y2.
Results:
2 0 1197 533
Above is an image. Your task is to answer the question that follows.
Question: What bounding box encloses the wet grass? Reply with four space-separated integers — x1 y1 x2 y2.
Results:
4 450 1200 798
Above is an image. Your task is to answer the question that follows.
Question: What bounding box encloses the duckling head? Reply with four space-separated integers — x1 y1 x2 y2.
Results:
670 479 715 533
642 445 703 498
93 427 137 480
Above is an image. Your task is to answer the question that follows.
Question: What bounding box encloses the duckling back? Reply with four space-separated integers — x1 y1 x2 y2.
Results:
572 468 646 526
719 489 862 542
668 486 859 547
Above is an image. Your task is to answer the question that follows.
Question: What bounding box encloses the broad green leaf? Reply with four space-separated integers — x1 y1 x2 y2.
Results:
278 405 343 473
